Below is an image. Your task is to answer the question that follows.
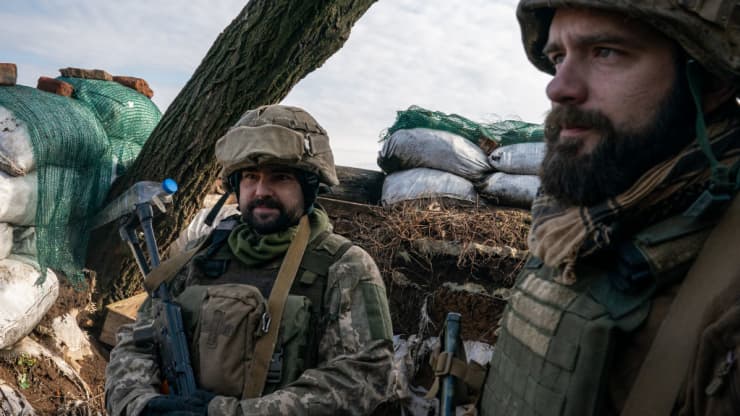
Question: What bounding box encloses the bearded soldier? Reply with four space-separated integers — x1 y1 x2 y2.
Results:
480 1 740 415
105 105 394 416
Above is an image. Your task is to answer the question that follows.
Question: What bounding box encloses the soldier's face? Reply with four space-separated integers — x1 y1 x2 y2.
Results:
239 166 305 234
539 8 695 205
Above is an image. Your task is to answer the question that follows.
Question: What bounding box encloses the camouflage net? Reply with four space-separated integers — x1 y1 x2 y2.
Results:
0 85 112 285
59 77 162 176
381 105 544 148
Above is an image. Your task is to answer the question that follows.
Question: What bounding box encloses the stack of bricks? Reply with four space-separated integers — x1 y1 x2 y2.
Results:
0 65 155 99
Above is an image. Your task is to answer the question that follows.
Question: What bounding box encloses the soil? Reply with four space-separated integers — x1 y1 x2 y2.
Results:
0 275 108 415
328 199 530 342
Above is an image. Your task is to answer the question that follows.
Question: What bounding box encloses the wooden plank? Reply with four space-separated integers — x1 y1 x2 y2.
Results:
99 292 148 346
317 197 380 218
320 165 384 205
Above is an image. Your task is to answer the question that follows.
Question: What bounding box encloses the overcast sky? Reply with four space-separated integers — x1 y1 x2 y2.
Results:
3 0 551 170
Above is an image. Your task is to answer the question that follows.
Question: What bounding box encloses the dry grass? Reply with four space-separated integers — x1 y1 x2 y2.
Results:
349 199 530 279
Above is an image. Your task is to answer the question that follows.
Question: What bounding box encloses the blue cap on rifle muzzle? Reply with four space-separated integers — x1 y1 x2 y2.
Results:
162 178 178 194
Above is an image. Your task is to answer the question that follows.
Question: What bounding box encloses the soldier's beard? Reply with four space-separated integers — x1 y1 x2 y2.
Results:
244 197 302 235
540 79 696 206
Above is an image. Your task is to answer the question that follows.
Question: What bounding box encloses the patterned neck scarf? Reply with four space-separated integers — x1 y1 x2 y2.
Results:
529 111 740 285
228 208 331 267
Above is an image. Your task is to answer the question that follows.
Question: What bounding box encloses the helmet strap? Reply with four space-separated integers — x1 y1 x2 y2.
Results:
682 60 739 217
205 171 241 226
204 192 231 226
297 172 320 214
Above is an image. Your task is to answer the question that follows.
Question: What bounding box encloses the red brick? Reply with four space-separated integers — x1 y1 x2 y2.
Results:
37 77 74 97
0 63 17 86
113 75 154 98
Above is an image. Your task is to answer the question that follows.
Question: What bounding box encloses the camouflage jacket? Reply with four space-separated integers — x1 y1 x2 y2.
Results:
105 233 394 416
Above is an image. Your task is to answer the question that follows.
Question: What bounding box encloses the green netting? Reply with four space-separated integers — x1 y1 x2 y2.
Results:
58 77 161 175
381 105 544 147
0 85 113 285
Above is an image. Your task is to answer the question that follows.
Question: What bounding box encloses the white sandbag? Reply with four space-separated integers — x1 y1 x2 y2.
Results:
378 128 492 180
0 170 36 225
168 203 240 258
478 172 540 208
0 379 36 415
0 256 59 349
11 226 36 257
381 168 478 206
488 141 546 175
0 106 35 176
0 223 11 260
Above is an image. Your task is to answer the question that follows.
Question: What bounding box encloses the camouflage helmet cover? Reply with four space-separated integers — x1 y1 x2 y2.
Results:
517 0 740 85
215 104 339 186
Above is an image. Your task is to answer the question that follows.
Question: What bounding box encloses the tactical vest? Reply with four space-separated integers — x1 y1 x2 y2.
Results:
174 217 353 395
480 214 716 416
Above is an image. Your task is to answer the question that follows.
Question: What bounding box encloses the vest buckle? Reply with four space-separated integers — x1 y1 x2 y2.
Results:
266 347 284 385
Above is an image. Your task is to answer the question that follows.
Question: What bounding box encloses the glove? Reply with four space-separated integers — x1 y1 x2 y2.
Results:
141 390 217 416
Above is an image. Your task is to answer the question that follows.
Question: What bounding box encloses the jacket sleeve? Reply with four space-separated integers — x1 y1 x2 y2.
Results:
208 245 395 416
104 297 162 416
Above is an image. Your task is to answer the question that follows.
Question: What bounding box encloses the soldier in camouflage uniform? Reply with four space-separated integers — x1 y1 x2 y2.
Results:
105 105 394 416
481 1 740 415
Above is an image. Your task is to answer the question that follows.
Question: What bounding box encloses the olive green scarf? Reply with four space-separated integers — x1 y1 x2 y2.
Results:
228 208 331 267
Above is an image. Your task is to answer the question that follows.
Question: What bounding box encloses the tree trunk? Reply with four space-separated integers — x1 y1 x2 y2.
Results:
86 0 377 311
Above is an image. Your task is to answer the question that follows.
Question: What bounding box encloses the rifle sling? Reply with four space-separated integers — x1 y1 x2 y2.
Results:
144 238 208 293
621 194 740 416
244 215 311 398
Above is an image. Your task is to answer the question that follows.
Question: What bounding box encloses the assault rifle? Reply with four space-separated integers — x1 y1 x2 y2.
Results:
92 179 196 396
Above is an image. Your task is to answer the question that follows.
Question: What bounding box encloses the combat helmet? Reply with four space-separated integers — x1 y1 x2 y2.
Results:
216 104 339 187
213 104 338 215
517 0 740 85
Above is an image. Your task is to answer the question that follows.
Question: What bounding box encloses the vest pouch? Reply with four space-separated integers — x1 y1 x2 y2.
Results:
193 283 266 397
264 294 313 393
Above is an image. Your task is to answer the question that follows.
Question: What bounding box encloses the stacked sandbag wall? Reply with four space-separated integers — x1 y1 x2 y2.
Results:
0 64 159 352
377 106 546 209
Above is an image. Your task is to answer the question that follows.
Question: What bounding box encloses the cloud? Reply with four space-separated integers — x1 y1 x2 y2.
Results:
283 0 551 168
2 0 552 170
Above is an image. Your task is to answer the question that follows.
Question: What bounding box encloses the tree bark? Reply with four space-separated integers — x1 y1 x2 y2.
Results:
86 0 377 310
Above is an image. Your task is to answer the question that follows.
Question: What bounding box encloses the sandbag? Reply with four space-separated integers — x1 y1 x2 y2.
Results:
0 224 12 260
0 170 36 225
0 256 59 349
378 128 492 180
488 142 546 175
478 172 540 208
11 226 36 257
0 85 112 284
381 168 478 206
0 106 35 176
0 380 36 415
59 77 161 175
168 203 240 257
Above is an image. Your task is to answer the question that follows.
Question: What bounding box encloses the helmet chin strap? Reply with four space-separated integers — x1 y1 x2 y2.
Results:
683 59 740 217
